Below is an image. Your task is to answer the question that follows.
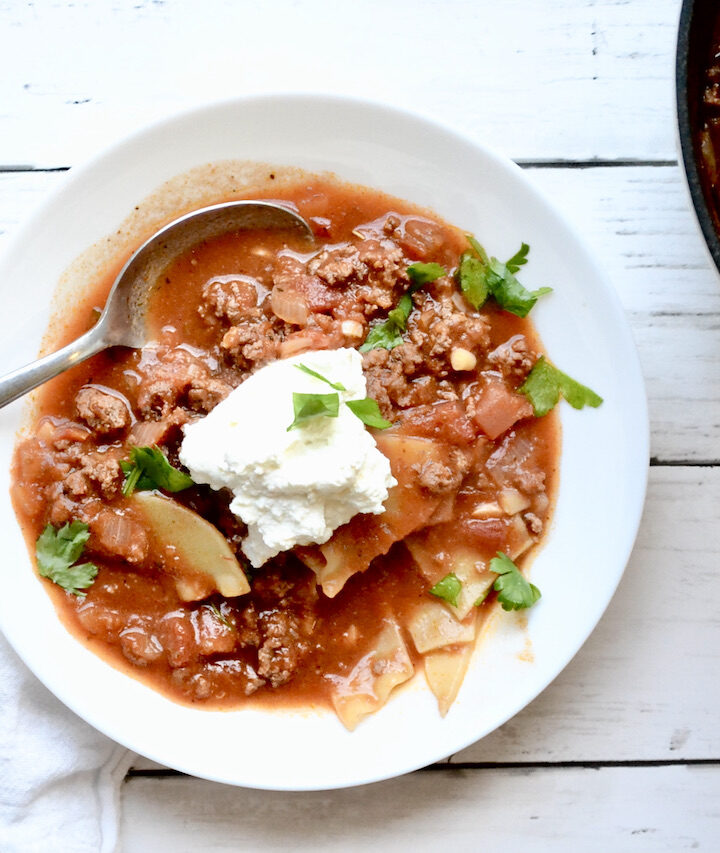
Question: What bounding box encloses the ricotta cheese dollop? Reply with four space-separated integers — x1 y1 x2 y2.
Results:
179 348 397 568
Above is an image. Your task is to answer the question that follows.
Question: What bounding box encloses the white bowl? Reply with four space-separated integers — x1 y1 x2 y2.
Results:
0 95 648 790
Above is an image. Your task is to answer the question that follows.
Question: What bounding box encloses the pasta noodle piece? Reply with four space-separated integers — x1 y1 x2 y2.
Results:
299 434 450 597
423 644 474 717
406 538 496 620
407 600 477 654
448 551 496 619
507 513 534 559
329 618 414 730
132 492 250 600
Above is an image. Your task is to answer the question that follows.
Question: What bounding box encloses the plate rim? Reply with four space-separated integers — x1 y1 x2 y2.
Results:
0 92 650 790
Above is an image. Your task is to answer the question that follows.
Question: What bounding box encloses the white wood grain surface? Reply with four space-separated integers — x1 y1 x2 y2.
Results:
122 765 719 852
0 0 678 166
2 0 719 850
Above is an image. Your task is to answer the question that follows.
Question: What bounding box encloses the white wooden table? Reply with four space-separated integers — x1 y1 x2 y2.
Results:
2 0 719 849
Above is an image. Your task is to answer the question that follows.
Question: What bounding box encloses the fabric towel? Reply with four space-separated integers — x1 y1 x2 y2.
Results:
0 632 133 853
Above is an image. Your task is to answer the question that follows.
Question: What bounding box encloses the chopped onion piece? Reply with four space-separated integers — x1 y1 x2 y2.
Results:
270 286 309 325
498 487 531 515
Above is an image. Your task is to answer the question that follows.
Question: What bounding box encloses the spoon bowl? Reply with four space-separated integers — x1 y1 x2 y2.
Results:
0 200 314 407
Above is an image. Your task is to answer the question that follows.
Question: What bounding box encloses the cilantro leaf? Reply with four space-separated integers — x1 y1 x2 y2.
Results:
457 237 551 318
519 356 603 417
457 252 490 310
406 262 446 287
467 235 489 264
360 263 446 352
490 551 541 612
387 292 414 327
296 363 347 391
36 519 89 568
487 257 552 318
429 573 462 607
44 562 98 598
345 398 392 429
35 521 98 597
287 392 339 430
474 588 491 607
122 446 194 497
505 242 530 274
119 460 154 494
359 317 405 352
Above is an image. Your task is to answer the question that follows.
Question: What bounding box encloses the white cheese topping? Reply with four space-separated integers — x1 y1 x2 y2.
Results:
179 348 397 567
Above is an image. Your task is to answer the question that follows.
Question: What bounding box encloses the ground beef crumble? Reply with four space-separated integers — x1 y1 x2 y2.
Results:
76 386 131 434
487 334 537 379
136 347 232 416
257 610 307 687
199 277 259 325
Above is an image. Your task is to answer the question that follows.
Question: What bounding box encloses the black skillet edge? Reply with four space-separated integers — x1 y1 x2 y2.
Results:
676 0 720 275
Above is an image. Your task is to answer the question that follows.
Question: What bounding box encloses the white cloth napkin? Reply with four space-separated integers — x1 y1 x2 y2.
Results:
0 633 133 853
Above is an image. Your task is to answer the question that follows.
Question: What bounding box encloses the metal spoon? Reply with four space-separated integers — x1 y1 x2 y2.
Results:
0 201 314 408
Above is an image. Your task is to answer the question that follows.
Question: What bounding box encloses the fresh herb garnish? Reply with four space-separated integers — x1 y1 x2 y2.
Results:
457 237 552 318
119 461 154 495
121 445 194 497
296 363 347 391
345 398 392 429
487 258 553 317
360 262 446 352
359 307 407 352
467 235 489 264
288 391 390 431
406 262 446 287
490 552 541 611
204 602 233 629
287 392 340 431
429 573 463 607
35 521 98 597
288 371 391 431
519 356 603 417
474 588 491 607
456 253 489 310
505 242 530 274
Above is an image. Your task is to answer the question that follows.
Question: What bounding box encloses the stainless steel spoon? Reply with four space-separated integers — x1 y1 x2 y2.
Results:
0 201 314 408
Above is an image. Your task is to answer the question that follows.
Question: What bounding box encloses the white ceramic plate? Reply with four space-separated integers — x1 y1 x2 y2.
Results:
0 95 648 790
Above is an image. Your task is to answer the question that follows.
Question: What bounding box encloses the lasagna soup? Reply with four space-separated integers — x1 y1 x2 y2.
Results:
11 176 596 729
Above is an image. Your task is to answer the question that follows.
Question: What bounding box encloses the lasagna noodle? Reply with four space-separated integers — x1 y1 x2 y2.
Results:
407 600 477 654
406 538 497 621
424 644 474 717
299 435 451 597
329 618 414 731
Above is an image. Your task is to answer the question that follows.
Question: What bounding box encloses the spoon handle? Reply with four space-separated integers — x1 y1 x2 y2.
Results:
0 328 108 409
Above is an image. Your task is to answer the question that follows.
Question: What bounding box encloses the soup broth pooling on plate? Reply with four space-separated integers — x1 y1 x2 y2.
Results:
11 177 566 729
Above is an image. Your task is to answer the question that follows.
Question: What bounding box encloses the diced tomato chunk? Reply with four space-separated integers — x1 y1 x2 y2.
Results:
465 374 533 440
460 518 507 554
395 401 478 445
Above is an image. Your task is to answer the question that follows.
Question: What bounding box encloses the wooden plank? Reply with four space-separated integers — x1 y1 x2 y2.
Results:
1 166 717 461
528 167 720 318
129 467 720 770
634 317 720 463
0 0 679 166
529 166 720 463
121 765 720 851
455 466 720 762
